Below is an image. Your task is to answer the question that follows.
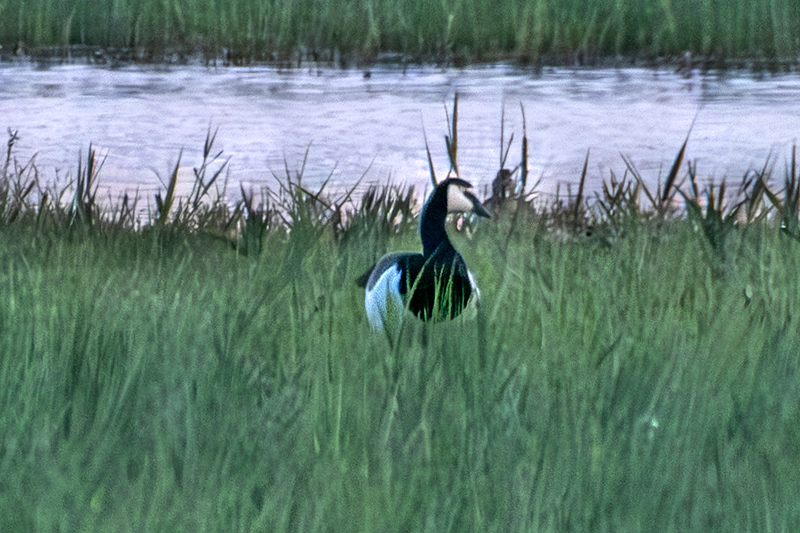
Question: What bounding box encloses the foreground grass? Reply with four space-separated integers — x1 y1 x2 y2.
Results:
2 119 800 529
0 198 799 530
2 0 800 64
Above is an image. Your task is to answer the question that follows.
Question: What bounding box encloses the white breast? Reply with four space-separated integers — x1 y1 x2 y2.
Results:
364 263 405 334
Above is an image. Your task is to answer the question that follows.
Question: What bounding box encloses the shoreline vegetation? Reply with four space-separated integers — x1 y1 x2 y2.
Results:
3 101 800 245
1 0 800 69
2 83 800 530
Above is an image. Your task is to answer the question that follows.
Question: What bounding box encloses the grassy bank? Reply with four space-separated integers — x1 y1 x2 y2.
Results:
1 0 800 64
1 126 800 530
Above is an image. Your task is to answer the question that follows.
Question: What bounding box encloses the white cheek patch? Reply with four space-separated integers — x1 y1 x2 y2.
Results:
447 185 477 213
364 264 405 333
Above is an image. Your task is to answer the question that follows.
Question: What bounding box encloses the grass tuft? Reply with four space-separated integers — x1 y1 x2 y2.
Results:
70 144 103 227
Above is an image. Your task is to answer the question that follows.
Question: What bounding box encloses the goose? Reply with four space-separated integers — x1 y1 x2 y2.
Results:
361 177 490 336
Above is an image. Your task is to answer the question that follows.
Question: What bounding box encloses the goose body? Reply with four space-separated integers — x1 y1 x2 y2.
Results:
363 178 490 335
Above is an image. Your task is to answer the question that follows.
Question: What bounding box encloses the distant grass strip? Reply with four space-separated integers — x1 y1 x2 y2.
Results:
1 0 799 64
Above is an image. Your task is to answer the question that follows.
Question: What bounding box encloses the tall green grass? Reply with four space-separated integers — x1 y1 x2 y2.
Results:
2 186 800 530
1 0 799 63
1 119 800 530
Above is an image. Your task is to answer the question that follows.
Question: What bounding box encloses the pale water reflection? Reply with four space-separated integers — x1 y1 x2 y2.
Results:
2 63 799 204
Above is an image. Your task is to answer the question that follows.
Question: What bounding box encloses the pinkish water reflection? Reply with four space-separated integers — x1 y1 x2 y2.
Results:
2 63 799 203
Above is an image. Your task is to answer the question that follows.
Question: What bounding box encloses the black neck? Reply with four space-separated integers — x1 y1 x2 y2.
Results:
419 186 455 258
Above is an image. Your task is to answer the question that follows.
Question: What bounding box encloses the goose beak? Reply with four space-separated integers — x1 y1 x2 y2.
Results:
466 191 491 219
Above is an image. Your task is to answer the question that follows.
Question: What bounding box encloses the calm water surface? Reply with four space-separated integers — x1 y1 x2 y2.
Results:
2 63 800 203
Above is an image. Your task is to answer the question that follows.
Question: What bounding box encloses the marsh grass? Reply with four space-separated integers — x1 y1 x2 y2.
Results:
2 0 800 65
1 123 800 530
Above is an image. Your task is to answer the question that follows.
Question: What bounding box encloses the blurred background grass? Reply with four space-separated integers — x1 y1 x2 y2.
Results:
1 0 799 63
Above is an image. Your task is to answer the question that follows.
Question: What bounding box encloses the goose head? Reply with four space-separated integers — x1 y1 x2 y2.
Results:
444 177 492 218
420 178 490 256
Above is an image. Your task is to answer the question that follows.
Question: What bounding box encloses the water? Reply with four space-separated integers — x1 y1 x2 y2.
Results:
2 62 799 204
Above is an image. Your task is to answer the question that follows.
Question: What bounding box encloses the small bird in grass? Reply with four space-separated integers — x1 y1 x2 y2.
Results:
358 177 491 338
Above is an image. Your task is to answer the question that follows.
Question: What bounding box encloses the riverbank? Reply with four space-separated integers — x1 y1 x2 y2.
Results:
4 43 800 74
